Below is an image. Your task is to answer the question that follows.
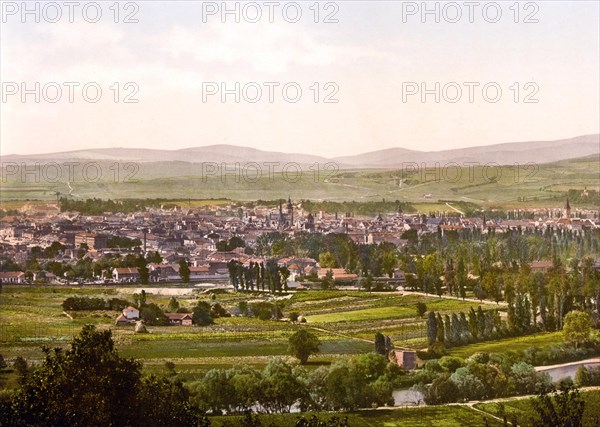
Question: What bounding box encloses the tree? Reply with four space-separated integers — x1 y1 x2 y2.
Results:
374 332 387 356
260 358 305 413
226 365 262 412
531 385 585 427
319 251 337 268
424 373 459 404
563 310 591 348
321 270 335 290
140 303 169 326
510 362 552 395
449 367 485 401
0 325 197 426
416 302 427 317
179 259 191 284
288 329 321 364
136 255 149 284
192 301 213 326
167 296 180 312
13 357 28 377
427 311 437 345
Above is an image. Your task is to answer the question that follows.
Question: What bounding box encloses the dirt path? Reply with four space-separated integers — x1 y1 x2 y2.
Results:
445 202 465 215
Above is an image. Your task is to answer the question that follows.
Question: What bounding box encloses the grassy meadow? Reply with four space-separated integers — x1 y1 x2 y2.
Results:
1 157 598 208
210 406 504 427
0 286 499 370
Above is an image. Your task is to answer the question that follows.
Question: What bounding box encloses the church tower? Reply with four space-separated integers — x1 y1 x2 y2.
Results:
564 198 571 219
286 196 293 225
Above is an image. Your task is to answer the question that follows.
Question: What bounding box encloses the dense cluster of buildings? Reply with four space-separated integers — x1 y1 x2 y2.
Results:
0 199 598 284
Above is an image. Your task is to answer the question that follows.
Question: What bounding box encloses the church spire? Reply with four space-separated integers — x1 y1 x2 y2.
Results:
564 198 571 219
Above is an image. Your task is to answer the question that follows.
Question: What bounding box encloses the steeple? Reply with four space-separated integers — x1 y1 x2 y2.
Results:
286 196 293 225
564 198 571 219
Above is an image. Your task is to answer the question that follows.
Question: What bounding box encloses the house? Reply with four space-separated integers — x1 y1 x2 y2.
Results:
165 313 193 326
113 267 141 282
122 306 140 320
0 271 26 283
316 268 358 282
391 350 418 370
530 260 553 273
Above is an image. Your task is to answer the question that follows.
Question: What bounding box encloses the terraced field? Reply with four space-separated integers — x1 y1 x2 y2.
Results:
0 286 500 376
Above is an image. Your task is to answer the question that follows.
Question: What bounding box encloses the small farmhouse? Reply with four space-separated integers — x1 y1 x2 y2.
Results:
165 313 193 326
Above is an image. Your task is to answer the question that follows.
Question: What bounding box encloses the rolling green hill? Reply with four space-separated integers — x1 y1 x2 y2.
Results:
1 156 598 210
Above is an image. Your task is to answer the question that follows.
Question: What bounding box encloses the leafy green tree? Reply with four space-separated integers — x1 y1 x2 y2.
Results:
192 301 213 326
324 361 366 411
260 358 305 413
416 302 427 317
531 385 585 427
288 329 321 364
374 332 387 356
197 368 234 414
167 296 180 312
426 311 437 345
424 373 459 404
436 313 445 343
563 310 591 348
380 251 397 278
509 362 552 395
136 255 149 284
319 251 337 268
321 270 335 290
0 325 197 426
179 259 191 283
140 303 169 326
228 365 262 412
449 367 485 401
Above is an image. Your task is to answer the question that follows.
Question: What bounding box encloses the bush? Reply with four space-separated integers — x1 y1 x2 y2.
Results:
417 342 447 360
416 302 427 317
211 303 231 318
424 374 459 404
439 356 466 373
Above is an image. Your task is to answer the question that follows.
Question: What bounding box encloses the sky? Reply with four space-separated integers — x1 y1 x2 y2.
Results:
1 0 599 157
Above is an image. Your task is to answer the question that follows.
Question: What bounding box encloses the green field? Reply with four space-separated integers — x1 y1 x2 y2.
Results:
210 406 503 427
1 157 598 208
0 286 502 370
448 332 565 358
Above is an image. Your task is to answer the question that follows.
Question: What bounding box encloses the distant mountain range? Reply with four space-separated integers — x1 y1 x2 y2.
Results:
2 134 598 169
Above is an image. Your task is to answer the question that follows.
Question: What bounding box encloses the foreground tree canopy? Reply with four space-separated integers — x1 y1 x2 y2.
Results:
0 325 198 427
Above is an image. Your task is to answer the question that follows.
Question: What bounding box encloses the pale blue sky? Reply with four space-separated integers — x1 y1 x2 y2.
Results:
1 1 598 156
